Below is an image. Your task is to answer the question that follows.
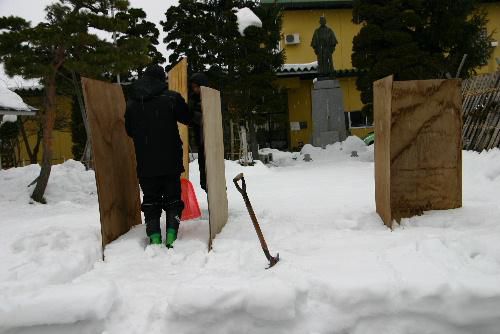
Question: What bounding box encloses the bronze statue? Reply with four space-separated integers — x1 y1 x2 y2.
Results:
311 16 338 77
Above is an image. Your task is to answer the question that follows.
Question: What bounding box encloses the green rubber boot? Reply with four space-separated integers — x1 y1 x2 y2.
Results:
149 233 162 245
166 228 177 249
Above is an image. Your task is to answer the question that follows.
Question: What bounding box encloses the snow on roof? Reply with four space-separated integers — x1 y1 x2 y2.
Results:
1 114 18 127
235 7 263 36
281 61 318 73
0 86 30 111
0 86 36 116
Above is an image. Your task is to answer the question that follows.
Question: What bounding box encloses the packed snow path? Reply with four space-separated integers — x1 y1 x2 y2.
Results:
1 139 500 334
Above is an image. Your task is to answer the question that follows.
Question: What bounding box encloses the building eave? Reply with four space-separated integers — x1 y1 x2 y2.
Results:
261 0 353 9
277 66 362 79
0 107 37 116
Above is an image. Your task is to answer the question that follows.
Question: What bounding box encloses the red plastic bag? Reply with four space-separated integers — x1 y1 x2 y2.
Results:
181 178 201 221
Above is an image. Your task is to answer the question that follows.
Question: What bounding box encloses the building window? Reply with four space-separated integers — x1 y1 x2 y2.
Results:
348 111 371 128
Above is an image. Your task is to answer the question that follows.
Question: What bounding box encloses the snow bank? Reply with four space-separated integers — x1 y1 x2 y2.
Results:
235 7 262 36
2 150 500 333
0 160 105 331
0 280 117 329
0 159 97 204
259 147 299 167
301 136 373 162
259 136 373 167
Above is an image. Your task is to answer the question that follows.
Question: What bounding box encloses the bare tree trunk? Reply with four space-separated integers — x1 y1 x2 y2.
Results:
31 76 57 203
32 129 42 164
248 118 259 161
19 118 42 164
71 70 93 169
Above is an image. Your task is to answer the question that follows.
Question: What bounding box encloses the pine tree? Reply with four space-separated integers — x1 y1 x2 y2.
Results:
162 1 284 156
69 6 163 161
0 0 152 203
115 7 165 79
352 0 493 119
162 0 215 73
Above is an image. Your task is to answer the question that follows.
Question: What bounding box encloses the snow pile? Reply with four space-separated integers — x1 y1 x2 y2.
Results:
301 136 373 162
234 7 262 36
0 280 117 328
259 147 299 166
0 159 97 204
259 136 373 167
0 85 30 111
0 160 105 332
1 150 500 333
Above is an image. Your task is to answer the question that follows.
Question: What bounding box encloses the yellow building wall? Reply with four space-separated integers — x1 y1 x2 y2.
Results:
478 3 500 74
280 8 373 146
338 77 363 112
282 9 360 70
281 77 313 149
280 75 369 149
18 95 74 165
282 5 500 74
18 131 73 166
280 3 500 146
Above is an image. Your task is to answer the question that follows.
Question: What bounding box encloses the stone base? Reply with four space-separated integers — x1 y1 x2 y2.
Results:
311 79 347 147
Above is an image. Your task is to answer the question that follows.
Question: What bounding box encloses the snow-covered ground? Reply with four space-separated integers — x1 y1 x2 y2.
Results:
1 138 500 334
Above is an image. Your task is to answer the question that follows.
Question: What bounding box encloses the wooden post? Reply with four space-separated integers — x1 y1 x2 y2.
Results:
168 58 190 179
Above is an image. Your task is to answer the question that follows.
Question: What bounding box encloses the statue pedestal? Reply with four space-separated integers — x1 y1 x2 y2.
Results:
311 79 347 147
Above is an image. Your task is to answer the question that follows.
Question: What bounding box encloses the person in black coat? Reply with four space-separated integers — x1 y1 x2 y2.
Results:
125 64 191 247
189 73 209 192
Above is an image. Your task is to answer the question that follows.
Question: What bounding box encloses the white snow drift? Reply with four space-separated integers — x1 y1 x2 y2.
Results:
1 138 500 334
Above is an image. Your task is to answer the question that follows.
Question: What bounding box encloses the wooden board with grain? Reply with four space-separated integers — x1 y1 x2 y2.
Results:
168 58 190 179
81 77 141 248
201 86 229 249
374 76 462 228
374 75 393 228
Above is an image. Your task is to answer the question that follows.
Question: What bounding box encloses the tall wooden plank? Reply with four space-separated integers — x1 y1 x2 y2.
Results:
390 79 462 223
201 87 229 249
81 78 141 248
374 77 462 227
373 75 393 227
168 58 189 179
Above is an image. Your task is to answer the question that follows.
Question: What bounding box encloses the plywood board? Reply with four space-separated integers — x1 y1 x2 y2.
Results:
201 86 229 249
390 79 462 222
168 58 189 179
374 75 393 228
81 77 141 248
373 77 462 228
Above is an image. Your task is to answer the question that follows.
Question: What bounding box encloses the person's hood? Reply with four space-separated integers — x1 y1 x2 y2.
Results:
189 73 209 87
129 64 167 100
144 64 166 82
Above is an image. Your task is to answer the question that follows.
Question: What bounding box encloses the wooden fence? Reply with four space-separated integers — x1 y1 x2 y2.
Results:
462 71 500 151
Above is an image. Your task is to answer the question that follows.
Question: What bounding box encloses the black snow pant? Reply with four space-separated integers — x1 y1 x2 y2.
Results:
198 146 207 192
139 175 185 237
194 124 207 192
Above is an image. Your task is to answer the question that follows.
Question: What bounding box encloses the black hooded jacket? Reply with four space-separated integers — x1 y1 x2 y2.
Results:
125 65 191 177
188 73 209 126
